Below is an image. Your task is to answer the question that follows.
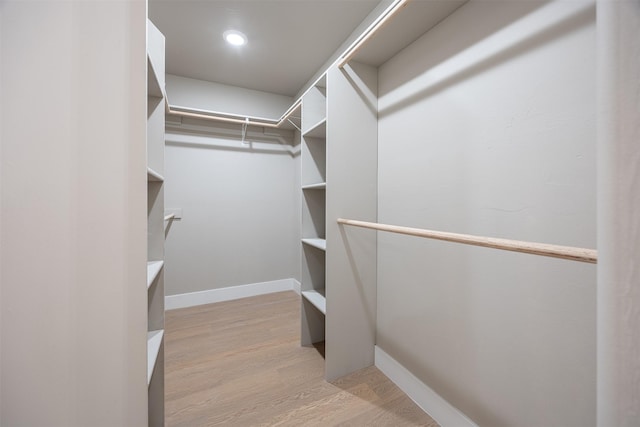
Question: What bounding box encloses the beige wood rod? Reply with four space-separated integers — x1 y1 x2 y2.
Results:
168 109 281 128
337 0 411 68
168 101 301 129
337 218 597 264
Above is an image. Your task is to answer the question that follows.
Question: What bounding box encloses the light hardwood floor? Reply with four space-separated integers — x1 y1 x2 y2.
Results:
165 291 439 426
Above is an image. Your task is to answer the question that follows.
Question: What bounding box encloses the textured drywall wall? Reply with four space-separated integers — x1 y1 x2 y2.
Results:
376 1 596 425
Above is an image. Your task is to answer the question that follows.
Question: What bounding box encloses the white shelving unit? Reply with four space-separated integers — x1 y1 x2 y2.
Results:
323 62 378 381
147 19 166 427
301 75 328 348
299 64 378 382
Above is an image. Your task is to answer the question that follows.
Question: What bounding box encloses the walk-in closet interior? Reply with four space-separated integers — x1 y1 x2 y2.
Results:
1 0 639 426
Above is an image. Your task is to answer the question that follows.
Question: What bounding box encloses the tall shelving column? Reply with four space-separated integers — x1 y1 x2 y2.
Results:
324 62 378 381
300 75 328 347
147 19 166 427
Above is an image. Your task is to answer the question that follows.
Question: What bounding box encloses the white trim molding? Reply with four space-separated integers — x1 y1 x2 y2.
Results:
291 279 301 295
166 278 300 310
375 346 478 427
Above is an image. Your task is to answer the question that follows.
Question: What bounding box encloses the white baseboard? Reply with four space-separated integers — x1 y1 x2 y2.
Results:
166 278 301 310
291 278 301 295
374 346 478 427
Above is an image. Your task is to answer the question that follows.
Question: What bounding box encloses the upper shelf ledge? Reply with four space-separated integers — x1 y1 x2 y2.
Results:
303 118 326 138
147 167 164 182
147 55 165 99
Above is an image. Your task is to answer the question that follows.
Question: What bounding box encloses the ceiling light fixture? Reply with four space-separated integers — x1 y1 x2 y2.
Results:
223 30 247 46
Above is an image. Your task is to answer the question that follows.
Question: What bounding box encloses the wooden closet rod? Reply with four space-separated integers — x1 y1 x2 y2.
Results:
168 107 279 128
168 98 302 129
337 218 597 264
337 0 411 68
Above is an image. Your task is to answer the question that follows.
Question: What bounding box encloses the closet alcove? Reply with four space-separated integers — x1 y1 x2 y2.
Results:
2 0 637 426
150 1 599 426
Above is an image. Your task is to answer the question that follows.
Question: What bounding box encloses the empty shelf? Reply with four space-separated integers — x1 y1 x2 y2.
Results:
302 238 326 251
147 329 164 385
302 289 326 314
147 167 164 182
147 261 164 289
302 182 326 190
303 118 326 138
147 55 164 98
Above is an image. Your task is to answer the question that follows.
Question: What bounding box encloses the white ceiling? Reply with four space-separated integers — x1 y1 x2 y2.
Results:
149 0 381 97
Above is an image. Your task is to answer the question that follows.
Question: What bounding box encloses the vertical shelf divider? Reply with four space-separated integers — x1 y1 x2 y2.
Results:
324 62 378 381
300 75 328 349
146 18 166 427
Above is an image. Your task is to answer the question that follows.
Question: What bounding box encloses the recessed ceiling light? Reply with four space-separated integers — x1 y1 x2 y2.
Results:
223 30 247 46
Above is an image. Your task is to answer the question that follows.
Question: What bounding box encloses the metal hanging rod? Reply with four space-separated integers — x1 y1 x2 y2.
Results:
338 218 598 264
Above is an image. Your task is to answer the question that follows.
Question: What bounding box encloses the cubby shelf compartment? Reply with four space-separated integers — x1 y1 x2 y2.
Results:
147 261 164 289
147 18 166 424
302 238 327 251
147 329 164 385
300 75 327 350
302 182 326 190
302 289 326 315
147 167 164 182
303 118 327 138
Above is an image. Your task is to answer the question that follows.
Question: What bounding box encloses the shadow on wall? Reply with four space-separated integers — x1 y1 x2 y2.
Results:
340 63 377 118
378 0 595 118
338 225 377 331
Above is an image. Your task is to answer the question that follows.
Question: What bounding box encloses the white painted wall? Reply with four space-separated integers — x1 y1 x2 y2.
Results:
164 119 300 296
166 74 293 120
377 1 596 426
1 1 147 425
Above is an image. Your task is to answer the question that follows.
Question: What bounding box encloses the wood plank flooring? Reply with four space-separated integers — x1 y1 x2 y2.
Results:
165 291 439 426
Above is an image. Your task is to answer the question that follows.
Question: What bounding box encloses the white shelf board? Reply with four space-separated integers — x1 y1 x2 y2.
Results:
302 238 326 251
303 118 326 138
315 74 327 89
147 167 164 182
302 289 326 314
147 260 164 289
302 182 326 190
147 329 164 385
147 56 164 98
